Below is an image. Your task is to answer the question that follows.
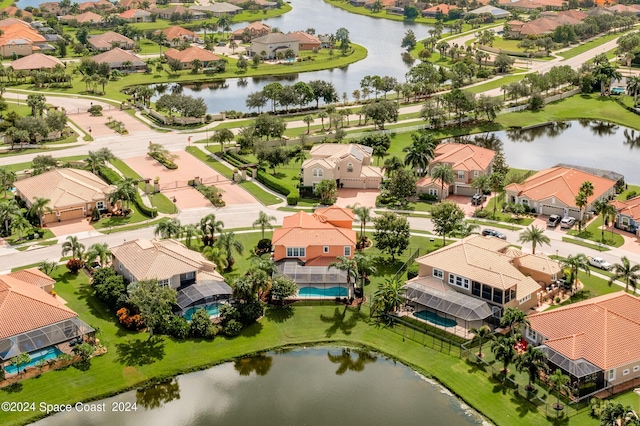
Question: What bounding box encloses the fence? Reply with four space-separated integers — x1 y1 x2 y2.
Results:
391 248 420 282
159 180 191 191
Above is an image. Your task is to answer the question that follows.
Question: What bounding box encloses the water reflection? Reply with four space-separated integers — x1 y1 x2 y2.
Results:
451 133 504 152
624 129 640 149
136 379 181 410
233 353 273 376
506 121 571 143
579 119 619 137
327 348 377 375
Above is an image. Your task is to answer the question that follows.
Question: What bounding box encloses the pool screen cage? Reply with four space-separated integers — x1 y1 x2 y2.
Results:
404 281 493 323
176 280 233 312
0 317 94 361
277 260 350 298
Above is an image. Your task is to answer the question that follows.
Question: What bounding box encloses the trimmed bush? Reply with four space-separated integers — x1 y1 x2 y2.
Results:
66 258 84 273
97 166 120 185
149 152 178 170
407 264 419 280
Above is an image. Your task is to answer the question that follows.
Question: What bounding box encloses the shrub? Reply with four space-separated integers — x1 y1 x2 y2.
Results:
223 319 243 336
237 299 264 325
166 316 190 340
97 166 120 185
66 258 84 273
189 308 215 338
149 152 178 169
93 271 127 309
255 238 272 256
88 105 103 116
72 342 95 361
626 191 637 200
474 208 489 218
286 190 299 206
406 264 419 280
91 206 100 222
116 307 144 330
418 193 437 202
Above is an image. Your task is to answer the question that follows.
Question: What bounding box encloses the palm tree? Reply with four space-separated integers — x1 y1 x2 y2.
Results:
500 307 530 338
403 131 437 176
627 75 640 106
199 213 224 246
0 167 16 197
232 275 255 302
0 199 21 235
453 221 480 238
469 325 492 358
471 175 490 198
317 111 328 131
85 150 105 174
352 252 377 291
215 231 244 270
154 218 181 239
10 215 33 240
593 199 618 242
382 156 403 178
574 191 588 232
371 278 406 317
303 114 314 134
548 369 570 410
609 256 640 293
518 225 550 255
109 178 136 212
561 253 590 289
202 246 228 271
515 346 548 392
38 259 57 276
61 235 85 259
491 335 517 376
329 255 357 288
431 163 455 200
85 243 112 267
349 203 371 248
29 196 52 228
252 211 276 240
180 224 197 248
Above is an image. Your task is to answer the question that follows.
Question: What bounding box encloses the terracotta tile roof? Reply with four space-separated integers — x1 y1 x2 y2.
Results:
164 46 221 64
422 3 458 13
314 205 355 222
607 4 640 13
14 169 114 210
0 269 76 340
415 235 540 296
504 167 616 207
610 195 640 219
287 31 321 45
529 292 640 370
432 143 495 172
416 175 444 188
162 25 197 40
91 47 145 67
273 211 356 247
0 7 33 18
88 31 134 50
4 269 55 289
111 239 218 281
0 20 45 46
119 8 151 19
59 11 104 23
79 0 115 10
308 143 372 161
11 53 64 70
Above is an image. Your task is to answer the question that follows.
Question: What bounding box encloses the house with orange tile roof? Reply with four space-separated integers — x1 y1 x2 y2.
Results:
111 239 232 316
273 207 357 297
507 10 588 38
0 7 33 19
10 52 64 71
0 18 48 57
607 4 640 15
527 292 640 396
88 31 134 51
118 0 156 10
421 3 458 18
287 31 321 50
58 11 104 24
301 143 383 189
164 46 222 69
248 32 299 59
78 0 115 12
416 143 495 201
118 8 152 22
504 166 616 220
231 21 271 41
610 195 640 235
14 168 116 224
40 1 64 15
507 0 565 11
161 25 201 46
0 268 93 365
409 235 559 323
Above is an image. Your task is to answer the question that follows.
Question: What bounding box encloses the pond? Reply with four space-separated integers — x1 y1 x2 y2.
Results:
33 347 486 426
455 120 640 184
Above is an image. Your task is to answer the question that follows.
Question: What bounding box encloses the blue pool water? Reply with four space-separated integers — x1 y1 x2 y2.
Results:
5 347 62 374
413 311 457 328
183 304 221 321
298 287 348 297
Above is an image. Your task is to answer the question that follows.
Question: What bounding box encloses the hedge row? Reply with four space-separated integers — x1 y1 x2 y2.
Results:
221 152 246 168
149 152 178 170
256 170 299 206
98 166 156 218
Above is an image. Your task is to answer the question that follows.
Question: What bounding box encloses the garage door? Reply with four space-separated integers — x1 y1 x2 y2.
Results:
567 208 581 219
542 205 565 216
58 208 85 222
456 186 475 196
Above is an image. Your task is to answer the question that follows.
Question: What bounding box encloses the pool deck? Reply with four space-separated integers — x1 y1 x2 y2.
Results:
397 310 473 339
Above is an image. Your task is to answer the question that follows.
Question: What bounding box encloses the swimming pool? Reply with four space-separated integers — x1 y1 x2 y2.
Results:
413 311 457 328
4 347 62 374
298 287 348 297
183 303 221 321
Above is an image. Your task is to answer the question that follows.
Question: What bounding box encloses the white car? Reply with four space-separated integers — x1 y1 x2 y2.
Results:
589 257 612 270
560 217 576 229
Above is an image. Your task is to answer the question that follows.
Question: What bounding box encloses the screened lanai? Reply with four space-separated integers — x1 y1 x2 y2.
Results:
176 279 232 317
0 317 94 362
277 260 351 299
537 345 604 397
404 277 493 338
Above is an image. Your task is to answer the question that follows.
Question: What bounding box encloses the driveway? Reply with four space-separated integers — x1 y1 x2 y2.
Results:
446 194 477 216
46 217 95 237
336 189 379 208
68 110 151 137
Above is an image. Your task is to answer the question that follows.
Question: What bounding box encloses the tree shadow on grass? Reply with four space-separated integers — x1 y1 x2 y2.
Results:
511 394 541 418
264 305 294 323
320 306 365 337
239 321 263 338
465 358 488 374
72 359 91 372
115 336 166 366
1 383 22 393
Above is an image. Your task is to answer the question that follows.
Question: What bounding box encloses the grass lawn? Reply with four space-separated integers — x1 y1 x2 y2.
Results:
148 193 177 214
483 196 535 226
92 208 150 230
490 38 526 52
109 159 176 214
238 181 282 205
466 74 524 95
189 146 234 179
562 236 611 252
616 184 640 201
567 216 624 248
4 228 55 246
546 270 619 310
558 30 633 60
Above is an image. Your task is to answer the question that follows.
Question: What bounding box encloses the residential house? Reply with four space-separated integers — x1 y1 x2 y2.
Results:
118 9 152 23
111 239 232 316
40 2 64 15
610 195 640 235
287 31 321 50
0 7 33 19
0 18 48 58
421 3 458 18
231 21 271 41
13 168 115 224
415 143 495 200
463 5 510 19
150 5 206 20
507 10 587 38
226 0 277 9
0 269 94 369
248 32 299 59
11 53 64 71
164 46 222 69
118 0 156 10
407 234 559 328
527 292 640 396
91 47 146 71
58 11 104 24
190 3 242 17
88 31 135 51
607 4 640 16
273 207 357 297
78 0 116 12
507 0 565 11
301 143 384 189
162 25 201 46
504 166 616 219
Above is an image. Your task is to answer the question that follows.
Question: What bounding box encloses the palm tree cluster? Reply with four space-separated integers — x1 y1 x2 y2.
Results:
371 278 405 319
403 130 437 176
518 225 550 255
85 148 116 174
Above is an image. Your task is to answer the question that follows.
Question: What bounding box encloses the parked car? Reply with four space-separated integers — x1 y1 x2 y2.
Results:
471 193 486 205
547 215 561 227
589 257 612 270
482 228 507 240
217 42 226 46
560 217 576 229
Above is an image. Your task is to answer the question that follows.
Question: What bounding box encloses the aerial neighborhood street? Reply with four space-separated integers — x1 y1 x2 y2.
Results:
2 0 640 424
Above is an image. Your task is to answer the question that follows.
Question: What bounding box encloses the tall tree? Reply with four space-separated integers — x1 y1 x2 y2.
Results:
199 213 224 246
518 225 550 255
469 325 492 358
593 199 618 242
548 369 570 410
0 199 20 235
29 196 52 228
609 256 640 293
154 218 181 239
491 335 517 376
373 212 410 260
349 204 372 249
430 201 465 245
561 253 590 289
329 255 358 288
431 163 455 200
371 278 406 317
127 279 177 337
61 235 85 260
515 346 548 392
252 210 276 240
215 231 244 270
500 307 530 338
85 242 112 267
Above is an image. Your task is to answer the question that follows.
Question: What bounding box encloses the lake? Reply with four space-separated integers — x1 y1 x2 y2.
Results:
33 347 486 426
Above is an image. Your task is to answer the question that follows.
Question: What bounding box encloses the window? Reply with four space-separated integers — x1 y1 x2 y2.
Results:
448 273 469 290
493 288 503 304
472 281 481 296
474 171 479 177
623 369 630 376
428 188 438 196
622 216 630 226
313 168 324 177
525 327 537 341
522 199 529 206
180 272 195 283
457 171 464 180
347 163 353 173
481 284 492 301
634 366 639 372
519 294 532 304
158 278 170 287
286 247 306 257
323 246 329 253
505 287 512 303
433 268 444 279
608 369 616 381
344 246 351 256
96 201 105 210
118 263 122 271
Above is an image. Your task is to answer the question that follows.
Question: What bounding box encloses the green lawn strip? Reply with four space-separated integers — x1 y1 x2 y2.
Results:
278 206 314 212
482 196 535 226
99 218 166 234
110 159 143 180
0 146 76 158
465 219 524 231
4 228 55 246
11 262 45 272
567 216 624 248
148 193 177 214
546 270 619 311
238 181 283 206
189 146 233 179
561 236 611 252
558 31 632 60
616 184 640 201
466 74 524 95
91 209 150 230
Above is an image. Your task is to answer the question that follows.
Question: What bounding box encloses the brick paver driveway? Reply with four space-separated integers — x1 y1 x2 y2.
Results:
336 189 379 208
46 217 95 237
